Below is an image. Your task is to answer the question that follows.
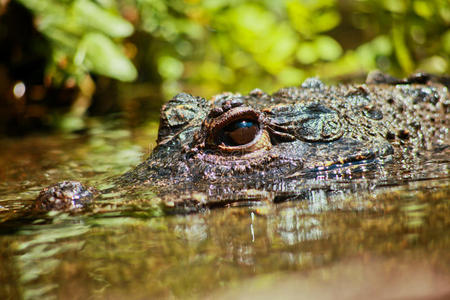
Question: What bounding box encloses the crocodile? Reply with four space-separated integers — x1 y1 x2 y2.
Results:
35 71 449 211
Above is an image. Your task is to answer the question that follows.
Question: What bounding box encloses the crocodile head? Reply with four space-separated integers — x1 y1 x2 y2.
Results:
121 75 448 201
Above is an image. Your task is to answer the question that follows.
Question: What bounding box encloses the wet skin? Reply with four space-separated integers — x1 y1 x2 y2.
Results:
35 71 449 211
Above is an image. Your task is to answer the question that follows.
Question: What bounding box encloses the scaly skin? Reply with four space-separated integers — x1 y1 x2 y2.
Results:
35 72 449 211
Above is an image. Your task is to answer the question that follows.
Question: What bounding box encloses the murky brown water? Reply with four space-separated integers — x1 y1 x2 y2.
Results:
0 119 449 299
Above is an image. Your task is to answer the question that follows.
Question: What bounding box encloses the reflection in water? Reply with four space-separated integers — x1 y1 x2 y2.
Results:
14 214 90 299
0 183 448 299
270 206 323 245
174 216 208 243
307 189 328 213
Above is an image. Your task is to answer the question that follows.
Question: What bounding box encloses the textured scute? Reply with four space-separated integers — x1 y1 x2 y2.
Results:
156 93 210 148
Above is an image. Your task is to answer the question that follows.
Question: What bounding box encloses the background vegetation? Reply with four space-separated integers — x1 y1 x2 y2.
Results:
0 0 449 134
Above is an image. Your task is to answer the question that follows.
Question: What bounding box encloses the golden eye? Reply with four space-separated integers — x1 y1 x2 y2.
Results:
222 119 259 146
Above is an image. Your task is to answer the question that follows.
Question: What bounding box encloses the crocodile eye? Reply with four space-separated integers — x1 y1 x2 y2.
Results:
222 119 259 146
205 106 271 153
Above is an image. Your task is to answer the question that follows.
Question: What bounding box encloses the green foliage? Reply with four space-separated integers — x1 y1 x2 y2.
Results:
77 32 137 81
15 0 450 97
17 0 137 83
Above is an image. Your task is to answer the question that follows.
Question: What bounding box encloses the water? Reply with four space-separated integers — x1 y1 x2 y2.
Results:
0 120 449 299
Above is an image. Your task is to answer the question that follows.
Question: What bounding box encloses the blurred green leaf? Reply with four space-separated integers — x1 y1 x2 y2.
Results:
314 10 341 33
443 30 450 54
216 4 298 74
355 35 393 70
315 36 342 61
72 0 134 38
158 56 184 80
277 67 305 86
392 24 413 73
413 0 434 19
296 43 318 64
372 35 393 55
417 56 448 73
382 0 407 13
78 33 137 81
439 2 450 23
287 0 340 37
